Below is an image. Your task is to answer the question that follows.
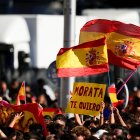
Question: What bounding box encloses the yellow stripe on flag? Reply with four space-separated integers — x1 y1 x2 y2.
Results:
107 32 140 60
79 19 140 70
80 31 140 60
109 93 119 103
16 81 26 105
56 38 109 77
108 86 124 107
56 45 108 68
79 31 105 44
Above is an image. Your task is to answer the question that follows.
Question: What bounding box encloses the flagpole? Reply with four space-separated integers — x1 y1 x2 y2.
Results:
24 80 26 104
60 0 76 109
107 70 113 106
117 69 137 95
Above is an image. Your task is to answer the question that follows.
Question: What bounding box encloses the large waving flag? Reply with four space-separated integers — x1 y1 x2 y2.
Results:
0 101 47 136
16 81 26 105
56 38 109 77
79 19 140 70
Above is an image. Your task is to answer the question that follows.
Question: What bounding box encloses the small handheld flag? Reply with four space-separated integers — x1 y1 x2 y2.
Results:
16 81 26 105
108 85 124 107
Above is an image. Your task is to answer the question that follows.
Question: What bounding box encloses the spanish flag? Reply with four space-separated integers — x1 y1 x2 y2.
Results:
56 38 109 77
80 19 140 70
42 108 63 118
16 81 26 105
0 101 48 136
108 85 124 107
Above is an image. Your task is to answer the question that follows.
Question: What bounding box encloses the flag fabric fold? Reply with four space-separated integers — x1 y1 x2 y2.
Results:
0 101 47 136
56 38 109 77
79 19 140 70
42 108 63 118
16 81 26 105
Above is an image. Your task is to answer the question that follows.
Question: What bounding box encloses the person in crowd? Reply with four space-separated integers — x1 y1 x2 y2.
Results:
5 112 24 130
25 83 36 103
37 87 57 107
0 80 140 140
0 80 11 103
37 90 49 107
127 124 140 140
71 125 91 140
129 88 140 123
46 134 57 140
44 115 53 126
9 78 19 103
60 133 77 140
0 129 7 139
47 114 67 139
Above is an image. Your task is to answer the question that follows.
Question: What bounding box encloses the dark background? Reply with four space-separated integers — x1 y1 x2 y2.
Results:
0 0 140 15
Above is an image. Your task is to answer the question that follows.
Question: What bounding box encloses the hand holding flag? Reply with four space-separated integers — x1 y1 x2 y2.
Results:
108 85 124 107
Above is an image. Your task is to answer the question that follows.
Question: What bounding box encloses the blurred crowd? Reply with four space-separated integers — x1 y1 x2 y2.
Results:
0 78 58 108
0 78 139 140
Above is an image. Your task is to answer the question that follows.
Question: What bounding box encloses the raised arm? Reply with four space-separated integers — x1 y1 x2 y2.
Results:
74 114 83 126
6 112 24 128
109 105 115 124
99 101 105 126
0 129 7 139
114 107 127 127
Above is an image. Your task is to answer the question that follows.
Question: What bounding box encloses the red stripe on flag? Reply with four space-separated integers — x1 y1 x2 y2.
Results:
108 49 139 70
112 100 124 107
19 95 26 100
57 64 109 77
81 19 140 39
21 81 25 87
108 88 116 93
43 108 63 115
80 19 114 33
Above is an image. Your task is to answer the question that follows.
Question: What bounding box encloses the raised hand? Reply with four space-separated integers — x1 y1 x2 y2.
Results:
13 112 24 123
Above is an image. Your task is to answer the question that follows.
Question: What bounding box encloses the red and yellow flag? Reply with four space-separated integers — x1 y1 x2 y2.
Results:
0 101 47 136
108 85 124 107
56 38 109 77
42 108 63 118
16 81 26 105
80 19 140 70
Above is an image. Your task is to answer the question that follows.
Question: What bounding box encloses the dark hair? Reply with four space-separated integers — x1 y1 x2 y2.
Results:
129 124 140 137
116 135 126 140
133 96 140 107
16 130 24 140
44 115 52 121
37 78 45 86
60 133 76 140
85 135 99 140
65 118 77 133
53 114 66 122
29 123 44 134
83 120 91 128
90 127 98 135
24 132 42 140
2 127 16 138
